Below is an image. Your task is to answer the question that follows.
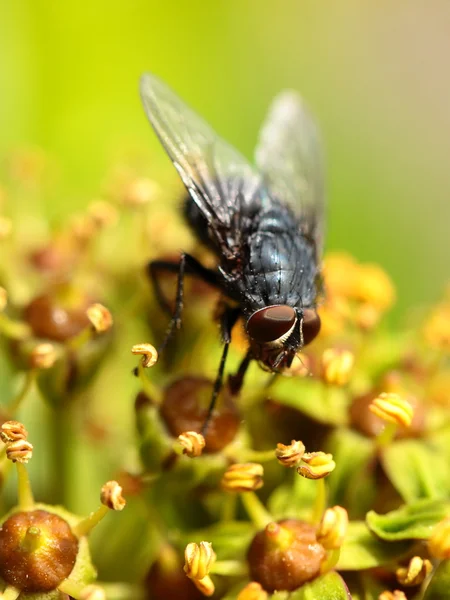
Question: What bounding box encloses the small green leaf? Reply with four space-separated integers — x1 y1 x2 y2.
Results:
288 571 351 599
423 559 450 599
326 428 375 510
366 498 450 541
338 521 411 570
381 439 450 502
271 377 349 425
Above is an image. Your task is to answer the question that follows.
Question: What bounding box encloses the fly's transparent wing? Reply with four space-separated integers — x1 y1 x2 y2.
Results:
140 73 261 246
255 91 325 255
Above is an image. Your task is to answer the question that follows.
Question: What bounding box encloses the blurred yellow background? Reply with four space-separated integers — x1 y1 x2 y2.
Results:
1 0 449 317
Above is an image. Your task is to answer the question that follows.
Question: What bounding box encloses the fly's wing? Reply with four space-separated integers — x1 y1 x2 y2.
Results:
140 73 261 249
255 91 325 256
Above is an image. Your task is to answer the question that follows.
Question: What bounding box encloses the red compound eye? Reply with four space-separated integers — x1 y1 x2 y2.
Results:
301 309 321 345
247 305 296 344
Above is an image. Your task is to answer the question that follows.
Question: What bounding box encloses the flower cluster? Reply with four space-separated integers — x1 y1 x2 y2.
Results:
0 147 449 599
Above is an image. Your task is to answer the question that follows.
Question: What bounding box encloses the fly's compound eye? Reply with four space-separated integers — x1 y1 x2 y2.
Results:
246 305 296 344
301 309 321 345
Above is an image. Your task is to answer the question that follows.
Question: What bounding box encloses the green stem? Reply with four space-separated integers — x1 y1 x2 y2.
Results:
211 560 248 577
376 422 398 447
320 548 341 573
58 579 85 598
241 492 272 529
73 505 109 537
51 402 79 509
16 462 34 510
221 493 237 522
312 478 327 524
138 361 162 404
8 369 36 415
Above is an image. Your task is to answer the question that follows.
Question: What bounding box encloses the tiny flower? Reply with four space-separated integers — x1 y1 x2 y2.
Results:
356 303 381 331
321 348 354 386
317 506 348 550
354 263 395 311
0 286 7 312
184 541 216 581
428 516 450 559
424 303 450 350
275 440 305 468
87 303 113 333
80 584 106 600
123 177 160 207
221 463 264 492
378 591 407 600
177 431 206 457
297 452 336 479
132 342 158 367
396 556 432 587
30 342 57 369
5 439 33 463
369 393 414 427
237 581 268 600
69 213 97 243
88 199 119 229
100 481 126 511
0 215 12 239
1 421 28 443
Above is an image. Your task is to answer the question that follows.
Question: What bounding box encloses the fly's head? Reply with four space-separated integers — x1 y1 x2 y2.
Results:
246 305 321 373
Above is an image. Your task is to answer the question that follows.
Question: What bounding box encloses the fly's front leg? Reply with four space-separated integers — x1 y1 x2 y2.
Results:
202 306 240 436
228 349 253 396
148 253 221 352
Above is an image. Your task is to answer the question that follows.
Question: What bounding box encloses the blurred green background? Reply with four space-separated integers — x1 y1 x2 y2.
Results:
1 0 449 317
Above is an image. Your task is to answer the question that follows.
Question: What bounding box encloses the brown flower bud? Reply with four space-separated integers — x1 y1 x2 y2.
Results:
100 481 126 511
1 421 28 443
0 510 78 592
275 440 305 468
221 463 264 492
247 519 326 592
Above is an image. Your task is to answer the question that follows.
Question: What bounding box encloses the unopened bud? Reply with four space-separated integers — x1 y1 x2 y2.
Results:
87 303 113 333
317 506 348 550
30 342 57 369
237 581 269 600
396 556 432 587
177 431 205 458
321 348 354 386
1 421 28 443
297 451 335 480
131 343 158 368
428 516 450 559
369 393 413 427
123 178 160 207
6 439 33 463
275 440 305 468
100 481 126 511
221 463 264 492
184 541 216 580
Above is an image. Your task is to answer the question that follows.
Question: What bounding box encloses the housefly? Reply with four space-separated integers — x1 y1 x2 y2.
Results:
140 73 325 432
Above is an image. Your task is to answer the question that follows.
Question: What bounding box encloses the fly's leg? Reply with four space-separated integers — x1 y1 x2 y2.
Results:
228 349 253 396
148 253 221 352
201 306 241 436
